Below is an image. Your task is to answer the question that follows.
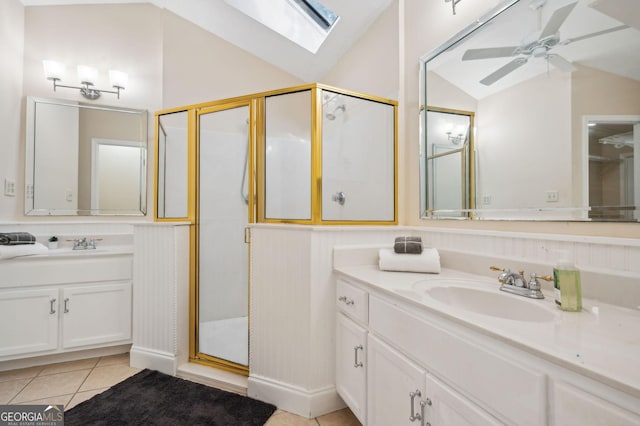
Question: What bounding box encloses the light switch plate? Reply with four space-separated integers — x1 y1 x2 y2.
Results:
4 178 16 197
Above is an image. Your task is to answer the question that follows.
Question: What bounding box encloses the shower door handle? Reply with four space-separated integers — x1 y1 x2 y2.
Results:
244 227 251 244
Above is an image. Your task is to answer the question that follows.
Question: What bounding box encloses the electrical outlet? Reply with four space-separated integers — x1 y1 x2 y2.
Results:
483 195 492 205
545 190 559 203
4 178 15 197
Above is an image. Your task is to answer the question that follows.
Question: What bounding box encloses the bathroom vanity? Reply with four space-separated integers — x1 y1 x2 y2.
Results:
0 247 133 365
334 250 640 425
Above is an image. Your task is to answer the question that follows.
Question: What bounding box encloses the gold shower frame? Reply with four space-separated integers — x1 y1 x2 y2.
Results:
154 83 398 375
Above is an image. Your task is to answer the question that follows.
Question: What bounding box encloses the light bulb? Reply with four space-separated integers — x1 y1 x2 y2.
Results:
77 65 98 85
109 70 128 89
43 60 65 81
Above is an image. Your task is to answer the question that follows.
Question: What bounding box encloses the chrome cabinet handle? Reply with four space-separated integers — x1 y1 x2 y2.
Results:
420 398 432 426
64 298 70 313
50 298 56 314
409 390 422 422
338 296 354 306
353 345 363 368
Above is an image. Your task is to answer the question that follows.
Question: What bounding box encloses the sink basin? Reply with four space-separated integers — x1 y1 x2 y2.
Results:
47 248 111 256
426 286 555 322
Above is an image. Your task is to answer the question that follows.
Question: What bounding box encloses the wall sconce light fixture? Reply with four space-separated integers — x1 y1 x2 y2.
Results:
444 0 462 15
446 124 466 144
43 60 128 100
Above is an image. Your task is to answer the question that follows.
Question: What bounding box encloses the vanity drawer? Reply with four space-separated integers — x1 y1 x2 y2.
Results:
336 279 368 324
369 295 546 426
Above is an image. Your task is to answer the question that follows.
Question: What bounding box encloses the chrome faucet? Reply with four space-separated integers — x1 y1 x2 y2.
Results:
490 266 552 299
72 237 96 250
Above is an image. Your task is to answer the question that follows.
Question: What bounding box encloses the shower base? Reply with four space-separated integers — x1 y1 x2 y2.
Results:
199 316 248 366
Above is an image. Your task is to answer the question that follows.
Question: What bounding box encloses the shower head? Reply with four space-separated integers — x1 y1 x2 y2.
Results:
325 104 346 120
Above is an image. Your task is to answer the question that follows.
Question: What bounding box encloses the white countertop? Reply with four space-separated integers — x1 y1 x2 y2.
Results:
334 264 640 399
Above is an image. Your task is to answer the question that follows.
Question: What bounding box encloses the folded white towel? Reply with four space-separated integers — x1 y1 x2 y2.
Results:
378 247 441 274
0 242 48 260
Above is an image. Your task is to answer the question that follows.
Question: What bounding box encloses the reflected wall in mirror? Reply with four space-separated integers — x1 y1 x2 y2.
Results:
424 107 475 218
26 97 148 216
156 110 189 219
420 0 640 221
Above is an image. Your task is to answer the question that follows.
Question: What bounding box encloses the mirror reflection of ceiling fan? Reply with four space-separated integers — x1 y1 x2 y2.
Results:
462 0 629 86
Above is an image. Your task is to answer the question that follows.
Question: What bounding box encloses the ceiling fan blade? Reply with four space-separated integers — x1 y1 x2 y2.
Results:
564 25 629 44
547 54 576 72
462 46 519 61
539 2 578 39
480 57 528 86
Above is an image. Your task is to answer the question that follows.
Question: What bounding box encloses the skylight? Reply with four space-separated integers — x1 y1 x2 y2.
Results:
224 0 340 54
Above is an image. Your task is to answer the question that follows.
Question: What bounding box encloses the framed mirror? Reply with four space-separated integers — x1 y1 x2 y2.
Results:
25 96 148 216
420 0 640 221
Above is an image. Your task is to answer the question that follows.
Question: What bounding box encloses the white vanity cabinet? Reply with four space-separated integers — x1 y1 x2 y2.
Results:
335 273 640 426
336 277 545 425
336 279 369 424
0 254 133 361
551 380 640 425
367 335 501 426
61 282 132 349
0 287 59 356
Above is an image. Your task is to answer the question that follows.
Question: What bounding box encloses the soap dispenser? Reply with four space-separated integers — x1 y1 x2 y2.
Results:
553 252 582 312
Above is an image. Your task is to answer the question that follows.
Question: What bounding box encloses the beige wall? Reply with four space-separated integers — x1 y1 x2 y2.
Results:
322 3 399 101
0 0 24 220
162 12 303 108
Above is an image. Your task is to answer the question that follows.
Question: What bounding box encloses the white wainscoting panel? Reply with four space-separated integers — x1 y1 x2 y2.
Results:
131 223 189 375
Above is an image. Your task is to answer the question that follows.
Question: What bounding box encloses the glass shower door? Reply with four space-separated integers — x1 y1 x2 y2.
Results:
196 103 252 372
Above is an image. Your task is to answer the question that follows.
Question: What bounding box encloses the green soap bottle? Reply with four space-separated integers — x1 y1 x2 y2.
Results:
553 254 582 312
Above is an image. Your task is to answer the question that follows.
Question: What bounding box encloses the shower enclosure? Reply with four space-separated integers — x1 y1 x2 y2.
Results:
155 84 397 374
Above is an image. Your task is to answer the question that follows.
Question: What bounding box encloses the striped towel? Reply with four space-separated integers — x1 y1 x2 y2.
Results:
0 232 37 245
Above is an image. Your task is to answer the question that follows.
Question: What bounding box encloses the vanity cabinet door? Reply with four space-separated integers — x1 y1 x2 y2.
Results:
552 381 640 426
62 282 132 349
367 335 426 426
336 313 367 424
424 373 502 426
0 288 59 357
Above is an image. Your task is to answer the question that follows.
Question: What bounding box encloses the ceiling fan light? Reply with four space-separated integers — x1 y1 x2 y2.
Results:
532 46 547 57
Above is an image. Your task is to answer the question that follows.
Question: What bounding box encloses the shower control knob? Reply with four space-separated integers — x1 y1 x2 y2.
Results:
332 191 346 206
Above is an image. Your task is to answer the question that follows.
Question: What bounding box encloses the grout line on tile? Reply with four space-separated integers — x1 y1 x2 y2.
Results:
7 375 38 405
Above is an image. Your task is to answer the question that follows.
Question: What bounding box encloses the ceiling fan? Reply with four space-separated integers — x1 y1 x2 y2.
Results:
462 0 629 86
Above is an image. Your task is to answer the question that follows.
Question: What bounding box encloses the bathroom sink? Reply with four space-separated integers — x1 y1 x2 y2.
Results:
47 248 111 256
426 286 555 322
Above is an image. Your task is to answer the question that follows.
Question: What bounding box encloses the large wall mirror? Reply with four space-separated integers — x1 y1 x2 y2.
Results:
25 97 148 216
420 0 640 221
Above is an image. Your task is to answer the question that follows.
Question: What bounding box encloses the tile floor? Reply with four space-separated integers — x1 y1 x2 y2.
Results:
0 354 361 425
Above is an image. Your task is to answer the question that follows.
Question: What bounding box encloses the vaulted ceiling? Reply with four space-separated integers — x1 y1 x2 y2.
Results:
20 0 393 81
